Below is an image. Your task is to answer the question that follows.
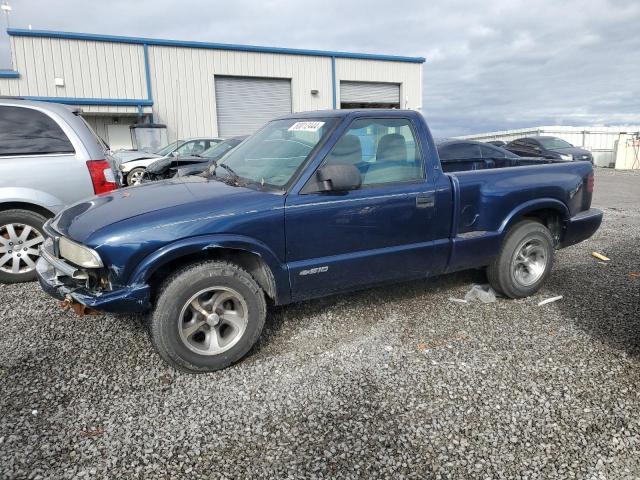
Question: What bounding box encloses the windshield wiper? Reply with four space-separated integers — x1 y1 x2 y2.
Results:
214 162 242 186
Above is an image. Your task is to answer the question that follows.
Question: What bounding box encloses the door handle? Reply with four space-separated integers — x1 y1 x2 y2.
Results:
416 192 435 209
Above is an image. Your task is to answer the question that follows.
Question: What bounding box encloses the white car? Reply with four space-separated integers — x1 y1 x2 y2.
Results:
120 138 222 185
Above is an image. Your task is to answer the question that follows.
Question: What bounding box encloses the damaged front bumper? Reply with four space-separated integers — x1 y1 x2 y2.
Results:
36 251 151 314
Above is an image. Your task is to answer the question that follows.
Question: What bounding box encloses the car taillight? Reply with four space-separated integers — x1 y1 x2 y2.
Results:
586 173 594 193
86 160 117 194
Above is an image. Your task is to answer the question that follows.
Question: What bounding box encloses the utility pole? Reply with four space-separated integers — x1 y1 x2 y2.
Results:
0 1 11 28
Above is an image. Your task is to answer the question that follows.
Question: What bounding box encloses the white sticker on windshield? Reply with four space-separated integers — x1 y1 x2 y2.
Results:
288 121 325 132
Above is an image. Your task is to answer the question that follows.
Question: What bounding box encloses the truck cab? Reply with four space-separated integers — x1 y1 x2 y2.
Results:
36 109 603 373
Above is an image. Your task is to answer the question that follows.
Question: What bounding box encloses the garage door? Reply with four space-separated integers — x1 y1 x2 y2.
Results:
340 81 400 109
215 76 292 137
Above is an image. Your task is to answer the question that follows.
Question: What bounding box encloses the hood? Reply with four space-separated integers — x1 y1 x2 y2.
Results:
51 176 280 244
146 155 205 175
145 156 173 174
174 163 210 177
113 150 162 163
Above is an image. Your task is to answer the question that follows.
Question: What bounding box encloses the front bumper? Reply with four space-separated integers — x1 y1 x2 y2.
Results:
560 208 603 248
36 254 151 314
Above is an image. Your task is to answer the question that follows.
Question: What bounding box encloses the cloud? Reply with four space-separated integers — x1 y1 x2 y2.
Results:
1 0 638 136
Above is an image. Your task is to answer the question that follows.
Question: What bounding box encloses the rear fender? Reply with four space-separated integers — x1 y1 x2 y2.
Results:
128 234 290 304
498 198 570 236
0 187 64 213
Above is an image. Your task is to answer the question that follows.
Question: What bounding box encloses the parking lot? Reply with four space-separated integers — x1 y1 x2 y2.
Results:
0 168 638 479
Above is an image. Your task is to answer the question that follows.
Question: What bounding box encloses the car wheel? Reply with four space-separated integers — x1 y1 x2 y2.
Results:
487 220 554 298
0 209 47 284
127 167 146 186
149 261 267 373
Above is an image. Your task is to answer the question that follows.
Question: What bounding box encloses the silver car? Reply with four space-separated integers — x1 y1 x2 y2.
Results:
118 137 223 186
0 98 118 283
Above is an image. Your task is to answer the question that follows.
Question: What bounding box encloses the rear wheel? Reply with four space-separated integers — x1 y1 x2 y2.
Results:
487 220 554 298
149 261 267 373
0 209 47 284
127 167 146 186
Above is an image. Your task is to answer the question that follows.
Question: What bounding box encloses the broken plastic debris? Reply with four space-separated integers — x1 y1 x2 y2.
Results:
449 297 468 304
464 284 496 303
591 252 610 261
538 295 563 306
31 410 38 416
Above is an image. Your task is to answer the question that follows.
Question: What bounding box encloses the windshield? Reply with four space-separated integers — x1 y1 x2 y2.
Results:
202 138 242 159
155 141 183 156
537 137 573 150
211 118 338 187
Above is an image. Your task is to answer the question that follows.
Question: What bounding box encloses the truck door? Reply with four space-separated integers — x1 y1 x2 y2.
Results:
285 117 438 300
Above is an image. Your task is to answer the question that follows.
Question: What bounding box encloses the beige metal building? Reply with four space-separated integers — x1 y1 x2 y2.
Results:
0 29 424 149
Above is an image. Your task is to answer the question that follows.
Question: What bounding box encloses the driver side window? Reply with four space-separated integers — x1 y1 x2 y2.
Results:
323 118 423 186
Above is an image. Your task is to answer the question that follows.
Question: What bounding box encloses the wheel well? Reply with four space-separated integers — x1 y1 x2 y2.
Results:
0 202 55 219
147 248 278 303
521 208 563 247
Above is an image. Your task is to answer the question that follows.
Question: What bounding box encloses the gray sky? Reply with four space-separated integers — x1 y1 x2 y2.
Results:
1 0 639 136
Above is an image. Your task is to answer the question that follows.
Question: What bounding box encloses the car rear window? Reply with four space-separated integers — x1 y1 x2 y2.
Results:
0 105 75 156
438 142 481 160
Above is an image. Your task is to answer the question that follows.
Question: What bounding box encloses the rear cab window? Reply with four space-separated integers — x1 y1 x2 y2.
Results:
0 106 75 156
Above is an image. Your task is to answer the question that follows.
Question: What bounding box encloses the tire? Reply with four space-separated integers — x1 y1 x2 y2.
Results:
0 209 48 284
149 261 267 373
126 167 146 186
487 220 554 299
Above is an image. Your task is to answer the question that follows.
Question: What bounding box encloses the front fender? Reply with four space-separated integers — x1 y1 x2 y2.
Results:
121 158 157 172
498 198 570 234
128 234 290 304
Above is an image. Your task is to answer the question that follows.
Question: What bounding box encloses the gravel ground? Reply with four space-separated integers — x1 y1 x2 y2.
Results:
1 168 639 479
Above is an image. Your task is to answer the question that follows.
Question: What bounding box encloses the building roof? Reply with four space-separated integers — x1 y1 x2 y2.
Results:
7 28 426 64
275 109 420 120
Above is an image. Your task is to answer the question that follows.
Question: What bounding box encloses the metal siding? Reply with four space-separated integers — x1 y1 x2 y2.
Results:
148 45 335 140
214 76 292 136
340 81 400 103
0 36 146 99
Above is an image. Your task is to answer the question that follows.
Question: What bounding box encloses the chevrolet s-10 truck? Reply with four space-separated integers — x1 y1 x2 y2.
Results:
36 109 603 373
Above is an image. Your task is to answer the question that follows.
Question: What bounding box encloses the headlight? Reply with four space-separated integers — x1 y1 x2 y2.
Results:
59 237 103 268
560 154 573 161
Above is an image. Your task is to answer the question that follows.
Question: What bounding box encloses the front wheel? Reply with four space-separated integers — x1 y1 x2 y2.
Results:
149 261 267 373
126 167 146 186
487 220 554 298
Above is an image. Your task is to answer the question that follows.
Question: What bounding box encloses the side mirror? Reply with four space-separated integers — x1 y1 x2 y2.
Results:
316 163 362 192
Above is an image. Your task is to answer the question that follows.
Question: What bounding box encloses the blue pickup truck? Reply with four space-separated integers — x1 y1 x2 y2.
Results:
36 109 602 373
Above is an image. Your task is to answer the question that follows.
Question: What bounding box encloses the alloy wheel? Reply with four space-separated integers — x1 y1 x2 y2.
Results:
0 223 45 275
511 238 547 287
178 286 249 355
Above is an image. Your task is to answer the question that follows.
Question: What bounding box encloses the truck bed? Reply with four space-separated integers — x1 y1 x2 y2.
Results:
442 160 594 273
